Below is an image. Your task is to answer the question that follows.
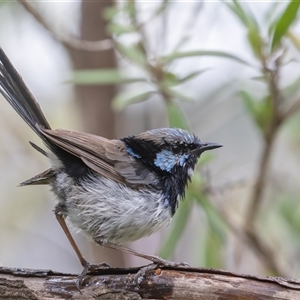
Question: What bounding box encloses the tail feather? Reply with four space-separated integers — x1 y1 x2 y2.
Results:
0 48 55 153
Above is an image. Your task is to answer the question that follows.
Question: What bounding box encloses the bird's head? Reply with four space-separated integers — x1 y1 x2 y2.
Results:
122 128 222 214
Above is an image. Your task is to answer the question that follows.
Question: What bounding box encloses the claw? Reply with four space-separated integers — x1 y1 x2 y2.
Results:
135 260 190 286
135 263 158 285
76 261 111 291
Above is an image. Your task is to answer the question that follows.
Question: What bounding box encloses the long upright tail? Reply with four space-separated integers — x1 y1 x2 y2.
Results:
0 48 55 153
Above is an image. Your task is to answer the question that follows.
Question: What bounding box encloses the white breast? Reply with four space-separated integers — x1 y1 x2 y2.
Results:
52 172 172 244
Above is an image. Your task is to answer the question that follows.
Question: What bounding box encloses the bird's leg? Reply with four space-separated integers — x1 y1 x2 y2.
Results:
54 204 87 267
93 237 189 283
54 204 110 289
93 238 168 265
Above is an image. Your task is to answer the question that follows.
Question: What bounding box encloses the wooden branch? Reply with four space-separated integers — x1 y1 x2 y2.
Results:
1 266 300 299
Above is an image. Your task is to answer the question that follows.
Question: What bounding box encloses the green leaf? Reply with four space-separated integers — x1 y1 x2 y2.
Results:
280 194 300 234
227 0 259 30
179 69 210 83
204 227 223 268
112 90 155 111
70 69 145 85
165 88 194 102
107 22 136 36
188 179 227 268
160 70 208 88
102 6 119 21
160 50 250 66
271 1 300 51
226 1 262 58
124 0 136 18
251 75 267 82
241 90 258 117
158 196 193 259
264 2 281 25
241 91 273 135
247 25 263 58
287 31 300 51
162 72 180 87
194 188 227 245
226 3 246 24
115 42 148 69
166 102 189 129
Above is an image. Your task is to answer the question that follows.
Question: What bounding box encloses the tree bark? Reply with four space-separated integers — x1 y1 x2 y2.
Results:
1 266 300 299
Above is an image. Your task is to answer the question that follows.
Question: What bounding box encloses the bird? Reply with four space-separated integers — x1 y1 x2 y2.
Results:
0 48 222 286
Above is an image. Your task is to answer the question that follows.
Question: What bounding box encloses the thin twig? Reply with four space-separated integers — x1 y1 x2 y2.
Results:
246 131 277 225
208 186 288 277
243 56 286 276
128 0 150 58
246 59 281 226
236 218 287 276
18 0 113 51
245 226 288 276
179 1 204 46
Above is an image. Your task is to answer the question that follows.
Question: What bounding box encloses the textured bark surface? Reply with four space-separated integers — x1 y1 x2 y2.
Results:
1 266 300 299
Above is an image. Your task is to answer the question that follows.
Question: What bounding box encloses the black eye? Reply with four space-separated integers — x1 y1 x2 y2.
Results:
173 145 181 154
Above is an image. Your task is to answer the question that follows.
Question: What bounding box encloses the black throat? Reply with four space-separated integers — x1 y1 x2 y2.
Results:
158 167 191 215
122 136 195 215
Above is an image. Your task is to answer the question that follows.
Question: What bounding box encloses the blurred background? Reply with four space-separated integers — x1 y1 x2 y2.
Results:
1 0 300 279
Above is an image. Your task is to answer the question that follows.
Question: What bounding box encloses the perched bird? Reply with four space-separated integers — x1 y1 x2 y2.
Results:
0 48 221 285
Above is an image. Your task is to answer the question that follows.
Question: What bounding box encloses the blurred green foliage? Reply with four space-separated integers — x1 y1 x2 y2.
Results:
71 0 300 275
227 0 300 276
74 0 242 268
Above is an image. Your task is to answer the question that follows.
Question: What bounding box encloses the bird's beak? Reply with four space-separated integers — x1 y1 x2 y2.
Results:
195 142 222 154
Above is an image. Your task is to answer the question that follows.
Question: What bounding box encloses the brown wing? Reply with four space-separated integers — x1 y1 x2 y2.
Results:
39 128 156 187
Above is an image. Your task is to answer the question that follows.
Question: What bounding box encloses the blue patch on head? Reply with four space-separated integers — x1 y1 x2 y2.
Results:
169 128 196 144
126 147 141 159
178 154 189 166
154 150 189 172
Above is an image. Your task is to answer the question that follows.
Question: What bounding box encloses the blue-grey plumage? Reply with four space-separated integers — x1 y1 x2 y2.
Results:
154 150 189 172
47 127 220 244
121 129 221 215
0 48 222 286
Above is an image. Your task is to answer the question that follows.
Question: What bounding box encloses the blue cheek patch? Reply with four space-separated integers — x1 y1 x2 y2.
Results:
178 154 189 166
126 147 141 158
154 150 175 172
154 150 189 172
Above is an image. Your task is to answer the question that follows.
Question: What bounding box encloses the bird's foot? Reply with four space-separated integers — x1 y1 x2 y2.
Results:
135 259 189 285
76 259 110 291
149 257 190 268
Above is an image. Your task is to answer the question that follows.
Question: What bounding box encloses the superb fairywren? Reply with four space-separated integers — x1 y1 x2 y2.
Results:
0 48 221 284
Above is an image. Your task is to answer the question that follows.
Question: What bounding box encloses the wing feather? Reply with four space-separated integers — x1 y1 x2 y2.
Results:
39 128 156 187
